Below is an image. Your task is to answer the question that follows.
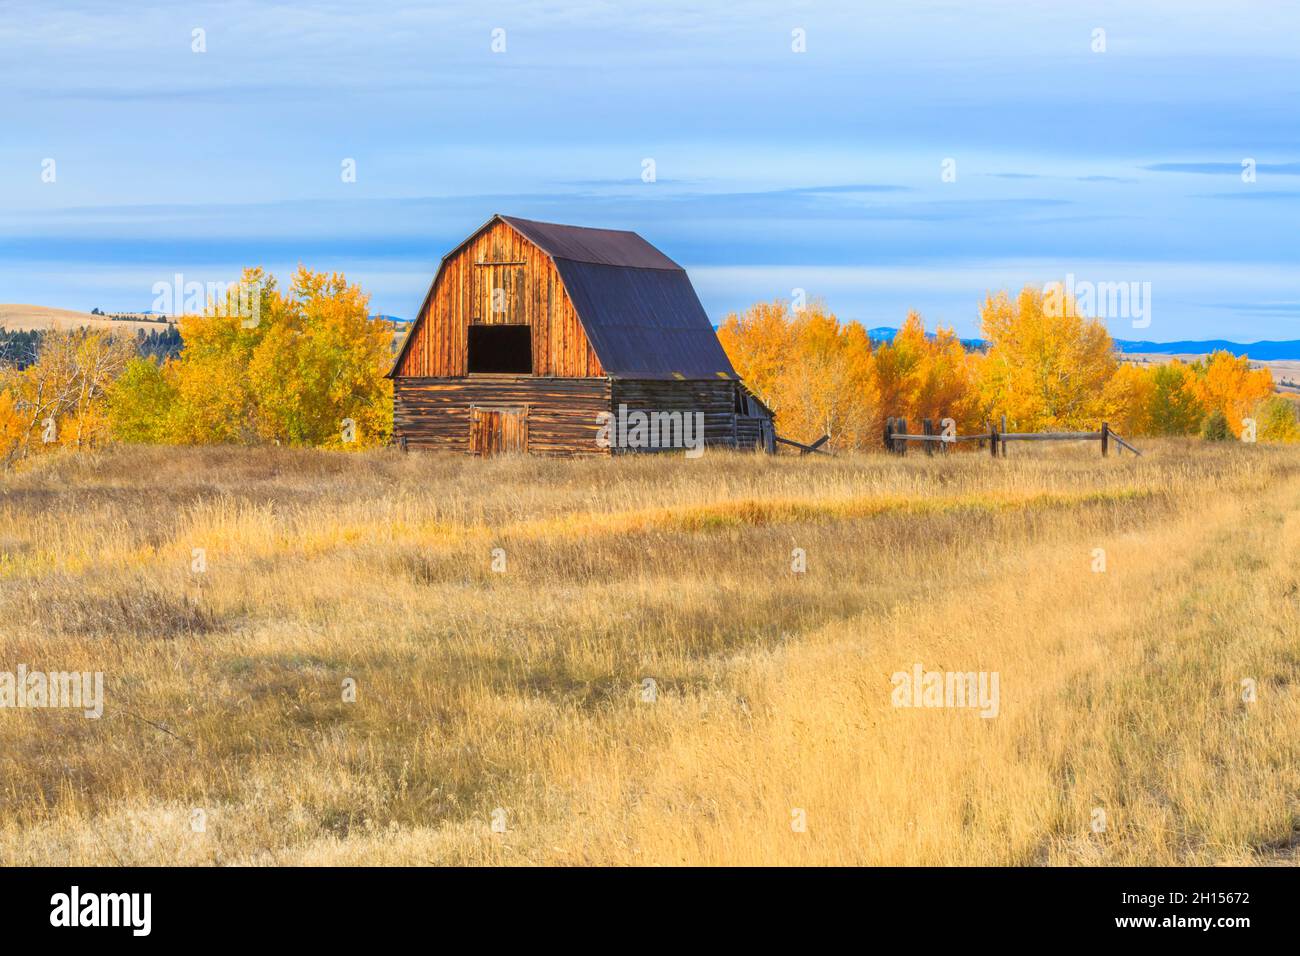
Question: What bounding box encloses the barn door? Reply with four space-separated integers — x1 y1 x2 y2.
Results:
469 405 528 456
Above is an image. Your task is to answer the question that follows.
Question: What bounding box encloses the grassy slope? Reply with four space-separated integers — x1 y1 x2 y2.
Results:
0 441 1297 864
0 304 169 334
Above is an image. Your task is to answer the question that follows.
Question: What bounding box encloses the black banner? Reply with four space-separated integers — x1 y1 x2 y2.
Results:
0 866 1287 942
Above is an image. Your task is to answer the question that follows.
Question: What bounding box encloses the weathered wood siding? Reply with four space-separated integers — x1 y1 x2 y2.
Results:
394 219 603 378
394 376 612 456
735 416 766 450
469 406 528 456
610 379 740 451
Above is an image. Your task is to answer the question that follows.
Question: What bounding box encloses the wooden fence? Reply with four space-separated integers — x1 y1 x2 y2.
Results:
884 418 1141 458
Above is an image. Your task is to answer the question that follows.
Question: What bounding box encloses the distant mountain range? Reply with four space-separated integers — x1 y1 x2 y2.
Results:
373 316 1300 360
866 327 989 351
1109 339 1300 360
865 326 1300 360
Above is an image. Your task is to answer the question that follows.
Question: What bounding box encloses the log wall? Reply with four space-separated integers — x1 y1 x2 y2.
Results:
394 376 612 456
610 379 740 451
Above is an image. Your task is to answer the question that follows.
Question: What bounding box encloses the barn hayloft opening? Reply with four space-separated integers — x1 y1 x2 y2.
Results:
468 324 532 374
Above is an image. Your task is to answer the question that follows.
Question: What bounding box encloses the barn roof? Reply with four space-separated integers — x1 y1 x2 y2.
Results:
499 216 681 270
388 215 738 381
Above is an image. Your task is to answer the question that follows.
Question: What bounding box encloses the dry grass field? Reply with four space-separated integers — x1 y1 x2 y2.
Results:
1 441 1298 865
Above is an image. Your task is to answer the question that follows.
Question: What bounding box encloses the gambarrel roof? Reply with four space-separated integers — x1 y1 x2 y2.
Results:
389 214 737 381
499 216 682 270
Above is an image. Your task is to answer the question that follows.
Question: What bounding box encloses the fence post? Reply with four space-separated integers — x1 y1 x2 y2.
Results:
898 418 908 457
884 418 895 454
1100 421 1109 458
989 422 998 458
922 419 934 456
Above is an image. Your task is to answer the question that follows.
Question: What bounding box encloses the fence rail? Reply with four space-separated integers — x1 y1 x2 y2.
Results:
884 418 1141 458
775 434 832 456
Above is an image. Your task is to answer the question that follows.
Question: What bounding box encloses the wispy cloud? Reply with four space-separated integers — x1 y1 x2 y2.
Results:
1209 301 1300 315
1144 161 1300 175
1191 191 1300 201
2 1 1297 338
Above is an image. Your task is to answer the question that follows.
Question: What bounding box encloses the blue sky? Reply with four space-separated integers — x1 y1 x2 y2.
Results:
2 0 1297 340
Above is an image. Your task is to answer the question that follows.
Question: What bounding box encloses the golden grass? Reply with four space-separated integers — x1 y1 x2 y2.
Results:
0 440 1297 865
0 303 168 334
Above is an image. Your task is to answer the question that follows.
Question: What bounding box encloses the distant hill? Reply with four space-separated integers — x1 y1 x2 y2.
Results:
1112 339 1300 360
4 304 409 333
0 304 173 334
865 325 1300 360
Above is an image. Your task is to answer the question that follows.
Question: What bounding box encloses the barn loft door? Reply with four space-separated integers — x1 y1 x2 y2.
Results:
469 405 529 457
472 262 526 325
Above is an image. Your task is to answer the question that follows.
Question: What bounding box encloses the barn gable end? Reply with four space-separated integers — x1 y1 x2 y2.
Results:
390 216 602 378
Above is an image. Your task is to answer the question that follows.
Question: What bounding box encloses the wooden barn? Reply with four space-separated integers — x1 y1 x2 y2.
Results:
388 214 775 456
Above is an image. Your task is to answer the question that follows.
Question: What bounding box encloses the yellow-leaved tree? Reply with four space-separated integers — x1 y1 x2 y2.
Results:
245 268 393 447
1 328 135 468
110 266 393 448
718 299 878 448
715 300 791 411
1254 395 1300 441
979 283 1116 430
1102 362 1155 437
872 312 927 420
1144 361 1205 436
1186 351 1274 438
874 311 984 433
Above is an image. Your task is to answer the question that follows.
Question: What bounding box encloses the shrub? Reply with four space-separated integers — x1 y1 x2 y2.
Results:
108 357 177 443
1255 395 1300 442
1200 409 1231 441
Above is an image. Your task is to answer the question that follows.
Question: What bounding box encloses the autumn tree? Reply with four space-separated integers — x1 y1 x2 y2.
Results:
0 390 25 468
875 312 984 433
246 268 393 447
1102 362 1154 436
872 312 924 421
718 299 878 449
0 328 134 468
1145 361 1204 436
165 267 276 443
112 266 394 448
1186 351 1274 437
107 357 176 444
715 300 792 412
1254 395 1300 442
780 307 878 446
979 284 1116 430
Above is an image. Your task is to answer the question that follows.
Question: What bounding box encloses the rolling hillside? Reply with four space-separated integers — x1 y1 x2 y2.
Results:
0 303 173 334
